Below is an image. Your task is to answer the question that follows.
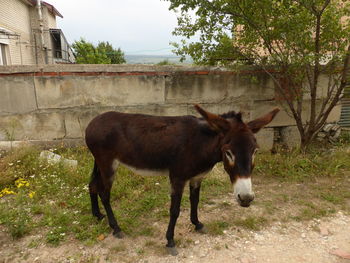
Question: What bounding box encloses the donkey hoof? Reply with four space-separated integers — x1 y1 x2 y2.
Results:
113 230 125 239
195 224 207 234
166 246 179 256
96 214 105 221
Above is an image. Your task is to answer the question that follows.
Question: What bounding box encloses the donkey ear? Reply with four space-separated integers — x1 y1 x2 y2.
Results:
194 104 231 133
247 108 280 133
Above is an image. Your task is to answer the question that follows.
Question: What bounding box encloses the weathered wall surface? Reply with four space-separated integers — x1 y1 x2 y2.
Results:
0 64 341 150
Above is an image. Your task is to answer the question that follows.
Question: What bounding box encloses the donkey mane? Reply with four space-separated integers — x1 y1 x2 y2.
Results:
198 111 246 136
219 111 243 123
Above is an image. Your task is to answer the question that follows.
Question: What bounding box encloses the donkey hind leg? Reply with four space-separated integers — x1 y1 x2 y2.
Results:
165 178 185 256
99 166 124 239
89 161 105 221
189 178 207 234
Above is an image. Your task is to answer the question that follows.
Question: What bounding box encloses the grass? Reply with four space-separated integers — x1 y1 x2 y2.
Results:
320 192 343 204
233 216 268 231
0 141 349 249
206 220 230 235
254 147 350 182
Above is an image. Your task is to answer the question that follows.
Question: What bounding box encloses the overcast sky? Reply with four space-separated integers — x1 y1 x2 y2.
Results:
48 0 183 55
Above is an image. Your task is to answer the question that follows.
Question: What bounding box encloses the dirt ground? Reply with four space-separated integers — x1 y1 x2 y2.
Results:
1 210 349 263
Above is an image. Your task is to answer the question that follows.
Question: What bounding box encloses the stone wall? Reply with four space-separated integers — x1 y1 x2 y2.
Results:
0 64 342 150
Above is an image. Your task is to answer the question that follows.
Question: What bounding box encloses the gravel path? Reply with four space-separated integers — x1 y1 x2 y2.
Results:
143 211 350 263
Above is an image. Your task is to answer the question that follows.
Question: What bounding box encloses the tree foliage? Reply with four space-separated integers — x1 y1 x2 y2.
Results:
166 0 350 149
97 42 126 64
72 38 126 64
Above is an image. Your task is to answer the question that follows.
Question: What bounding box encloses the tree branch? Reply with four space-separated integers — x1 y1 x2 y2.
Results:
314 44 350 132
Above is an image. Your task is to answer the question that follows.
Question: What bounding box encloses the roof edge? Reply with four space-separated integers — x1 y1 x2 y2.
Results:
25 0 63 18
42 1 63 18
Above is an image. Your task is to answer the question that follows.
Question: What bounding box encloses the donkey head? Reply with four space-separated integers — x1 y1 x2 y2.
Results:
195 105 279 208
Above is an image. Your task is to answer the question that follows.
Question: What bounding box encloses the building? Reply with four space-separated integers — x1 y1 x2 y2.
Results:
0 0 74 65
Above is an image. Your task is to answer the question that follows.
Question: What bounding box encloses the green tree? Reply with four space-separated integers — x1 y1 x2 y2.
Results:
72 38 125 64
97 41 126 64
166 0 350 149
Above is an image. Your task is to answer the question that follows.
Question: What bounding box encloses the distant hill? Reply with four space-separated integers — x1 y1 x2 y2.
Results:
125 54 192 65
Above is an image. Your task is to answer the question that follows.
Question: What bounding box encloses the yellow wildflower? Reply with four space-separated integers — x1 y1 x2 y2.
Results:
15 178 30 188
28 191 36 199
0 188 16 198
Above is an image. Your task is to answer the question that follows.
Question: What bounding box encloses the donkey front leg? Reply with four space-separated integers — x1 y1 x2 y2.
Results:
189 179 206 233
166 179 185 256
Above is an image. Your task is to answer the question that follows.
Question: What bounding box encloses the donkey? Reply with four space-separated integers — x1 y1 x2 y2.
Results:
85 104 279 255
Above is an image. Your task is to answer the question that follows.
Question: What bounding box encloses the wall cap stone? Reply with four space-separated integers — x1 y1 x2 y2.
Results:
0 64 274 75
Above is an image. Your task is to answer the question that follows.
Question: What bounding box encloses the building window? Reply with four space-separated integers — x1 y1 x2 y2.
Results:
0 43 8 65
50 29 74 63
51 30 62 59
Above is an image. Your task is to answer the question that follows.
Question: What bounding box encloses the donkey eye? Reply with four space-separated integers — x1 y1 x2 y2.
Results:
225 150 235 166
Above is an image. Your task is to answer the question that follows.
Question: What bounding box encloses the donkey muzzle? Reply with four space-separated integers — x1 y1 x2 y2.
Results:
237 193 255 207
234 177 255 207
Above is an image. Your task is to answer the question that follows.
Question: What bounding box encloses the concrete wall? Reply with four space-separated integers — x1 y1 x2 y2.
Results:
0 65 342 150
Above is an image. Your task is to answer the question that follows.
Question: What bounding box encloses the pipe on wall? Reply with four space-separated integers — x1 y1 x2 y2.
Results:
36 0 48 64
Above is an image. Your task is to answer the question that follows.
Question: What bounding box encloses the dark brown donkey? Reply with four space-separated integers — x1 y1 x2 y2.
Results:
85 105 279 255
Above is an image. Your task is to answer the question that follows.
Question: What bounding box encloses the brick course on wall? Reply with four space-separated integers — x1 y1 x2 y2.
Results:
0 64 342 150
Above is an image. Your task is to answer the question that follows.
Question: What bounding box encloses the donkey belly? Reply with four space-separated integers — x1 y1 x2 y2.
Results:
113 159 169 177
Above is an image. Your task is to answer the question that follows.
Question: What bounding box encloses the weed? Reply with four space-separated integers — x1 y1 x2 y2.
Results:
0 203 33 239
261 200 277 214
135 247 145 255
174 237 194 248
111 244 127 253
156 59 176 66
280 194 290 203
46 228 66 246
300 207 329 220
214 244 221 250
336 130 350 145
27 238 41 249
233 216 268 231
8 219 31 239
183 238 194 247
206 220 229 235
215 201 231 209
144 240 157 247
1 119 18 149
320 193 343 204
138 226 155 237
